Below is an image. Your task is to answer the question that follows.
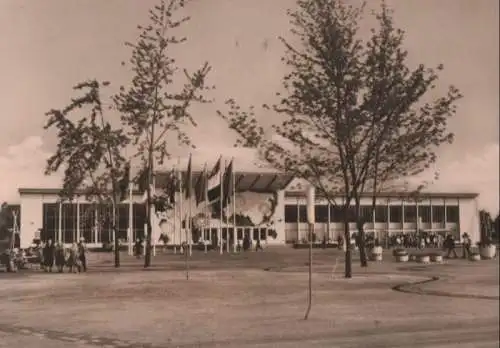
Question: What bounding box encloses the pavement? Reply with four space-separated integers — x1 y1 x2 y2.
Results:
0 247 498 348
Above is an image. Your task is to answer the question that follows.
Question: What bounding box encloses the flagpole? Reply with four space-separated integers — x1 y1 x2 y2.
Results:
204 163 209 247
232 158 237 253
219 159 225 255
226 158 232 254
128 167 133 256
173 165 177 254
178 157 184 253
152 174 157 257
188 154 193 257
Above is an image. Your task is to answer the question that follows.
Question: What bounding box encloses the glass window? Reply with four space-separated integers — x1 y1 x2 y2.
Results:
404 203 417 223
315 205 329 223
284 205 298 223
42 203 59 242
260 228 267 240
237 228 243 240
97 205 113 243
79 204 95 243
117 204 129 241
61 203 77 244
374 205 388 223
133 204 146 240
446 205 459 223
418 205 431 223
389 205 402 223
298 205 308 223
359 205 373 223
252 228 259 240
330 206 343 222
432 205 444 223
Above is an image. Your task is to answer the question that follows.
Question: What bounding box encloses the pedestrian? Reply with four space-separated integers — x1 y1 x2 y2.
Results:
444 234 458 259
42 239 55 272
67 243 80 273
337 235 343 250
255 239 263 251
77 237 87 272
133 238 143 258
54 241 66 273
461 232 471 259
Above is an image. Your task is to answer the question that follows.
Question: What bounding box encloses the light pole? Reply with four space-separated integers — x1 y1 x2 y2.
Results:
304 185 315 320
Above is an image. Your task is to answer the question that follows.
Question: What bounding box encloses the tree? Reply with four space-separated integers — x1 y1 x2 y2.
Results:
217 0 461 277
114 0 212 268
479 209 494 242
44 80 130 268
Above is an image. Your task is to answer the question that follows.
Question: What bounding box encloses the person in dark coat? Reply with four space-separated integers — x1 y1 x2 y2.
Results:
444 234 458 259
54 242 66 273
461 232 472 259
43 238 55 272
77 238 87 272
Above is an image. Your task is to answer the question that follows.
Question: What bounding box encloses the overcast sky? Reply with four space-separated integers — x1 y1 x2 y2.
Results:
0 0 498 212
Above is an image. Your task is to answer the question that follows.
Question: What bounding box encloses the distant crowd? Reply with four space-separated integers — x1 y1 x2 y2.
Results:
23 238 88 273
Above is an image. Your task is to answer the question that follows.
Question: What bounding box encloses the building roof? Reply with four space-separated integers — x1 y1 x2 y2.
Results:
17 172 479 199
18 188 145 196
155 171 295 193
285 191 479 200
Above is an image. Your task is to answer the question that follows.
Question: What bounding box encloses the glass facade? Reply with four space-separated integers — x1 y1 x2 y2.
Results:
283 202 458 225
40 202 147 244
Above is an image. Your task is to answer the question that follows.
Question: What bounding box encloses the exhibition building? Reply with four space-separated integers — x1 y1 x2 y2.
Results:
11 170 481 249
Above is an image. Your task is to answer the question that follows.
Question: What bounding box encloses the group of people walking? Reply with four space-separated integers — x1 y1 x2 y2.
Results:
27 237 88 273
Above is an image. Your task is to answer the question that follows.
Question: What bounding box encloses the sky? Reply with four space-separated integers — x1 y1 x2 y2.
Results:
0 0 498 213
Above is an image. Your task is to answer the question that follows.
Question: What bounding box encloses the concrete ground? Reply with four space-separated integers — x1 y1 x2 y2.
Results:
0 247 498 348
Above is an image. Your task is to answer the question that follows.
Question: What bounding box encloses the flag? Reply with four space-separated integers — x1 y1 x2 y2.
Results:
207 157 222 203
184 154 192 199
165 168 177 204
118 162 131 202
136 167 149 192
194 164 207 206
222 159 233 208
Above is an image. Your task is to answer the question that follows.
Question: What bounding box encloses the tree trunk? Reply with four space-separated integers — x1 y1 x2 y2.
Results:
144 221 152 268
112 203 120 268
344 219 352 278
357 221 368 268
114 226 120 268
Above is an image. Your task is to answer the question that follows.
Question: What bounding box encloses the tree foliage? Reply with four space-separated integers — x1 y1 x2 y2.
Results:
114 0 213 267
217 0 462 277
44 80 130 267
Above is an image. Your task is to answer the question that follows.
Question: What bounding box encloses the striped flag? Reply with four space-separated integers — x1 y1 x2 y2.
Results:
207 157 222 203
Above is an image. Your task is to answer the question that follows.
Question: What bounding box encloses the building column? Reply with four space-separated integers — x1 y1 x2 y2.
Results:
386 199 391 248
58 202 62 244
416 200 419 233
443 199 447 231
296 198 300 241
457 197 461 240
76 201 80 242
94 206 99 244
401 199 405 232
430 197 433 230
327 202 331 241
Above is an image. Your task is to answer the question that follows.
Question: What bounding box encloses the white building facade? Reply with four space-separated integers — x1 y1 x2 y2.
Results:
15 174 480 249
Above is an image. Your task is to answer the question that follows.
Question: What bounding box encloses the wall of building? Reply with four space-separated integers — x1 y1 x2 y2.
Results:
17 185 480 248
282 194 480 244
19 192 145 248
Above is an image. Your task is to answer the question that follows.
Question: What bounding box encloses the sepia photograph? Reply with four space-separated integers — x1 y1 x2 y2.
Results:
0 0 498 347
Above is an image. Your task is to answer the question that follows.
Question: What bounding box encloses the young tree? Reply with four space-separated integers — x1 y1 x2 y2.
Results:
217 0 461 277
44 80 130 268
115 0 212 267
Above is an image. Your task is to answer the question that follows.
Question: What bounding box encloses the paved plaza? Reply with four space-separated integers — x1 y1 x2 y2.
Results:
0 248 498 347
